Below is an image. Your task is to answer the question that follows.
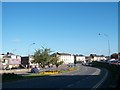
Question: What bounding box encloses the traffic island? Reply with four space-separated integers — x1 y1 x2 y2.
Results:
26 67 77 76
2 67 78 83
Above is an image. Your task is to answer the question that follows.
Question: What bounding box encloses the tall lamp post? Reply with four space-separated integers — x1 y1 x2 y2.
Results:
28 43 35 71
99 33 111 59
28 43 36 56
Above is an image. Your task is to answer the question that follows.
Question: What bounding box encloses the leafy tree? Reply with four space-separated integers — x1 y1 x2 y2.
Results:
33 48 64 69
33 47 52 68
118 52 120 59
50 53 63 68
56 61 64 68
111 53 118 59
90 54 95 58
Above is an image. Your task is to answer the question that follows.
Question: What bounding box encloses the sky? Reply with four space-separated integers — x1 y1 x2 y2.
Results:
2 2 118 56
0 2 2 54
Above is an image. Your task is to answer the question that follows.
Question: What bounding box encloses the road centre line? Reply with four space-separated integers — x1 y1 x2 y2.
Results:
92 68 108 90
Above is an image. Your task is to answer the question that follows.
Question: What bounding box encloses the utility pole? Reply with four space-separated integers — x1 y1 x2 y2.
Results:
28 43 35 72
99 33 111 59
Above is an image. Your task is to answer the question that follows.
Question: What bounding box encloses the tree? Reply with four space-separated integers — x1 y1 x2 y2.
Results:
118 52 120 59
33 48 64 69
50 53 63 68
56 61 64 68
90 54 95 58
33 47 52 68
111 53 118 59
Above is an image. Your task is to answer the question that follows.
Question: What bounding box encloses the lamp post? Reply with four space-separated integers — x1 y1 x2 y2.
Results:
28 43 35 56
99 33 111 59
28 43 35 71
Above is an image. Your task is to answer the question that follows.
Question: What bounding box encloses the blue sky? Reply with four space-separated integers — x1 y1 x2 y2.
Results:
2 2 118 56
0 2 2 54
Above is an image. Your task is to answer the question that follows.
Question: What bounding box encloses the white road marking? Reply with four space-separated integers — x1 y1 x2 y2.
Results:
92 68 108 89
67 84 74 87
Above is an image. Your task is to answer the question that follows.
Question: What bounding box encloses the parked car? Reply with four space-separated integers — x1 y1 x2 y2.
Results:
82 62 93 67
108 59 118 65
31 67 39 73
117 60 120 65
67 63 75 67
115 60 120 65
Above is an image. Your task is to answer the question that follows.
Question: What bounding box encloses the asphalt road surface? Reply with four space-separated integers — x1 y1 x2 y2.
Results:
2 64 108 89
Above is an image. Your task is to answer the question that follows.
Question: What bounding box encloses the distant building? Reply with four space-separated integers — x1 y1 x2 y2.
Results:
90 54 106 61
21 56 29 68
56 52 74 64
85 56 91 62
21 55 38 68
0 52 21 69
74 54 85 63
0 54 4 69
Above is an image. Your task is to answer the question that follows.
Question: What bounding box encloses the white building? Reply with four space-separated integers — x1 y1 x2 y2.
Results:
0 54 4 69
56 52 74 64
74 55 86 62
0 53 21 69
29 55 39 68
90 54 106 61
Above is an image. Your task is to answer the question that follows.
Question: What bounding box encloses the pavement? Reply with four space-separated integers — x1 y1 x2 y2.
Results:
2 64 108 89
0 69 29 74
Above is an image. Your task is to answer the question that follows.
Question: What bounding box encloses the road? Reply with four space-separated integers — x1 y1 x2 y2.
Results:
2 64 108 89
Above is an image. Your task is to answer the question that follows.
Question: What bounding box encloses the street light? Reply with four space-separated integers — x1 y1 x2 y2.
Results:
99 33 111 59
28 43 35 71
28 43 35 56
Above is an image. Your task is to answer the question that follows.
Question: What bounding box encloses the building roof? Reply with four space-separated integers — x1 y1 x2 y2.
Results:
95 55 105 57
90 54 105 57
56 52 71 56
76 54 84 56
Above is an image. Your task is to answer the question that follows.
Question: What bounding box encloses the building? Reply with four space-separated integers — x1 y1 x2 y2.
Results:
56 52 74 64
0 54 5 69
85 56 91 61
21 56 29 68
90 54 106 61
21 55 38 68
0 52 21 69
74 54 86 63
